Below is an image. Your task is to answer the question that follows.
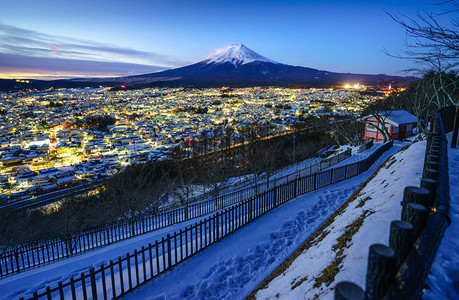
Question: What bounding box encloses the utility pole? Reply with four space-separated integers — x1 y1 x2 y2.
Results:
451 99 459 148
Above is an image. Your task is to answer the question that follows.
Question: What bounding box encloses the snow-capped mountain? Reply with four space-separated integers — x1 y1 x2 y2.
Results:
2 44 415 91
111 44 414 87
205 44 278 66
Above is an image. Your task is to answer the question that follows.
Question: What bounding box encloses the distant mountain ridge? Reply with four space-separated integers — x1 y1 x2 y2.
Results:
0 44 416 91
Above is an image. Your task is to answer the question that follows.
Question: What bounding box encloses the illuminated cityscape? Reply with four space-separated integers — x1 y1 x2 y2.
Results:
0 86 383 204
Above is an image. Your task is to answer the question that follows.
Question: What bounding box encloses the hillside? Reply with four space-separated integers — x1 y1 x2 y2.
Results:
2 138 456 300
254 136 458 300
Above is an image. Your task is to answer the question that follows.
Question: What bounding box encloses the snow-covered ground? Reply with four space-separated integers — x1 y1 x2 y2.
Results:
423 136 459 300
119 142 405 300
0 140 396 299
1 147 356 276
254 136 459 300
255 139 424 299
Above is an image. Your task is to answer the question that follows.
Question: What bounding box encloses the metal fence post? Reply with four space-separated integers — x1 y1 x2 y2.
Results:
90 267 98 300
14 251 20 273
167 234 172 270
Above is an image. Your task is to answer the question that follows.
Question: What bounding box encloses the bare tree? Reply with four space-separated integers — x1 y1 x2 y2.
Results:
331 108 364 146
171 171 197 219
0 209 26 253
50 196 94 255
386 1 459 69
360 97 395 142
386 2 459 140
394 70 458 133
100 161 176 235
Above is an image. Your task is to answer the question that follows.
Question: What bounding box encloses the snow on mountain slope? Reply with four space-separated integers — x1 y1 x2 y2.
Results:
205 44 278 66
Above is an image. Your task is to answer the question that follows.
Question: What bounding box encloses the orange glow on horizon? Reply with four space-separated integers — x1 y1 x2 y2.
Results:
0 71 123 81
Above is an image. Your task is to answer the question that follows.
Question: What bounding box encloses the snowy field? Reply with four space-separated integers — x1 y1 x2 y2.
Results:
120 142 405 300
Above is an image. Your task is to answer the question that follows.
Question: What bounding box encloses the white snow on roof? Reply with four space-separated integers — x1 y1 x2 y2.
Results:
205 44 278 66
380 110 418 124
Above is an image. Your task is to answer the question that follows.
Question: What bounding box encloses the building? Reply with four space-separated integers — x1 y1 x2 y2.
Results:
364 110 417 142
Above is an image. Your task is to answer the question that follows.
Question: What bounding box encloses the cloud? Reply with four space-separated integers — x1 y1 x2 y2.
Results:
0 53 166 80
0 24 188 68
50 46 62 56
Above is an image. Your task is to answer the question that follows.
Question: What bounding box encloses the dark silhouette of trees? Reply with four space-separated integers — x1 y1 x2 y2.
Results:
75 115 116 132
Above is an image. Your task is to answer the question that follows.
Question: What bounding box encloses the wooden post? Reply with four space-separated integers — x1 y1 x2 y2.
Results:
428 149 440 157
425 154 440 166
425 132 439 149
401 186 430 209
401 203 429 237
365 244 396 300
334 281 365 300
451 100 459 148
423 168 438 181
424 160 439 171
420 178 436 208
389 220 415 269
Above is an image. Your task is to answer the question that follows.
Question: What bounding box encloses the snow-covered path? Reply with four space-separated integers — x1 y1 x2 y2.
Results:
0 212 221 300
122 143 405 300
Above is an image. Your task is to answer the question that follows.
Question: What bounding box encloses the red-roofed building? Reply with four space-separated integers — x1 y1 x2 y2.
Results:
364 110 418 142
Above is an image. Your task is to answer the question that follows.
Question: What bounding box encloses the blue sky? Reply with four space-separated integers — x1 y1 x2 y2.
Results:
0 0 443 79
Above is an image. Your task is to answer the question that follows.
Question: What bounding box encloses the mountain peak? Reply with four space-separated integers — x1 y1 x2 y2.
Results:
206 44 278 66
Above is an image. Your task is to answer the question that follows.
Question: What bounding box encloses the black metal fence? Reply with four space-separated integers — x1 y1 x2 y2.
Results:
184 147 353 205
335 109 453 300
357 139 374 154
0 149 353 278
18 140 393 300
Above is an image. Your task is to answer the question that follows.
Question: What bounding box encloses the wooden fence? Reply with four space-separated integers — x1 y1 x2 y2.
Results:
18 140 393 300
335 108 453 300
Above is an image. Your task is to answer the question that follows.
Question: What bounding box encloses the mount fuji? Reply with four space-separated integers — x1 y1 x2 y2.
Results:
109 44 413 88
0 44 415 91
205 44 278 66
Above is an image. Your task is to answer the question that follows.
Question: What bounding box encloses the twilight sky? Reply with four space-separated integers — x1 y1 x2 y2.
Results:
0 0 445 80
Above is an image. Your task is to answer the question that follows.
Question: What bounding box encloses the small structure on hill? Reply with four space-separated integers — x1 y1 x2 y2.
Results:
364 110 417 142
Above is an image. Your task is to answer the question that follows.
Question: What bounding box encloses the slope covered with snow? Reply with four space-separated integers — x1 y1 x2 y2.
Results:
205 44 278 66
254 137 458 300
122 142 404 300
